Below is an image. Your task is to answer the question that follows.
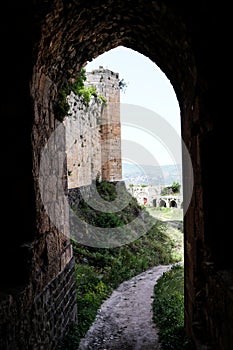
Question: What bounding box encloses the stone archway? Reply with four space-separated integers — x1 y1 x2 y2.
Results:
30 5 197 345
159 199 167 207
170 200 177 208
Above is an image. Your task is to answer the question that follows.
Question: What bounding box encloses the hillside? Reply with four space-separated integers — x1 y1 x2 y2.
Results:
122 162 182 186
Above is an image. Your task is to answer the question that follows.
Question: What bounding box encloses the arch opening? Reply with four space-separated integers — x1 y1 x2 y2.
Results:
31 2 198 348
169 200 177 208
159 199 167 207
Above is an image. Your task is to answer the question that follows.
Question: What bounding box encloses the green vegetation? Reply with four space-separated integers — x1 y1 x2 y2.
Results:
161 182 181 196
119 78 128 93
59 182 187 349
54 83 71 122
55 68 106 122
153 264 195 350
72 68 98 105
146 207 183 222
98 95 107 104
71 180 140 229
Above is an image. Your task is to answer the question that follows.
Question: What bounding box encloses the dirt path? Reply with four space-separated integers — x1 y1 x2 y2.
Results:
78 264 172 350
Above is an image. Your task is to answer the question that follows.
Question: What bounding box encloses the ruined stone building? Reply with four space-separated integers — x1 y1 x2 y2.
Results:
0 1 232 349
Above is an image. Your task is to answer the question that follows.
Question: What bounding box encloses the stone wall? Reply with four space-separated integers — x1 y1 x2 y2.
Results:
126 185 159 205
86 67 122 182
128 185 183 208
0 257 77 350
65 67 122 189
65 92 103 188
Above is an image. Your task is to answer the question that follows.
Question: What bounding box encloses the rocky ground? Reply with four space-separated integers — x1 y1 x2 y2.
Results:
78 264 172 350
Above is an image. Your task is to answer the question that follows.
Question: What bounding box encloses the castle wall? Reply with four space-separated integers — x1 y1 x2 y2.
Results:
65 67 122 189
86 67 122 182
65 92 103 188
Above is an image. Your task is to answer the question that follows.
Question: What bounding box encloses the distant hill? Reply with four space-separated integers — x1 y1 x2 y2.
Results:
122 162 182 186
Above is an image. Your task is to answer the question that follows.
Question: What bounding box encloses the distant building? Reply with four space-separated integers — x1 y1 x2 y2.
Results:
126 184 183 208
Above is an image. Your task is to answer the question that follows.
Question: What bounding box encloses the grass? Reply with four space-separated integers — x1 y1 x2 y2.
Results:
59 182 188 349
153 264 195 350
146 206 183 221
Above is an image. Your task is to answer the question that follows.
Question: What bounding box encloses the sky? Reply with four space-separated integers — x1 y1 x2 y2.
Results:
85 46 181 166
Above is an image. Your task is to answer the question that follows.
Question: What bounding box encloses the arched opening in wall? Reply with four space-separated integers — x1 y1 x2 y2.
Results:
61 45 188 346
65 46 184 218
84 46 182 188
170 200 177 208
159 199 167 207
81 45 184 211
32 3 196 348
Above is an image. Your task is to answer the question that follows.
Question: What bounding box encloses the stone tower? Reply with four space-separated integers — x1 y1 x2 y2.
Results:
86 66 122 182
66 66 122 188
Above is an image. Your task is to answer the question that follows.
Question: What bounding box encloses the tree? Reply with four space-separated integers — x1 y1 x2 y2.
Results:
160 182 181 196
119 78 128 93
171 182 180 194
